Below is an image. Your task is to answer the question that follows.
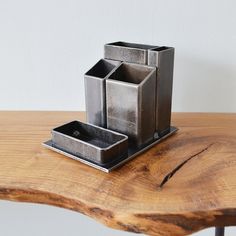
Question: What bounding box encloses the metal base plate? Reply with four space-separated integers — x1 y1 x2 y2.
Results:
43 126 178 173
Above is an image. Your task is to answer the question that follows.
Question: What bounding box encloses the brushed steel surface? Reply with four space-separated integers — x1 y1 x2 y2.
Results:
84 59 121 128
106 62 156 147
104 41 156 65
43 41 177 172
148 46 175 136
51 120 128 164
43 126 178 172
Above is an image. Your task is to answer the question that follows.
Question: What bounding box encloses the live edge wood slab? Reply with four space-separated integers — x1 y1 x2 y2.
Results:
0 112 236 236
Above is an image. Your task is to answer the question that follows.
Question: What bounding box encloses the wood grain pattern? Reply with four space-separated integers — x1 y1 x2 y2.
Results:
0 111 236 235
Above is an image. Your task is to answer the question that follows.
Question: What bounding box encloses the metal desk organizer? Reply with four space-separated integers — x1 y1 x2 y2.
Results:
43 41 178 172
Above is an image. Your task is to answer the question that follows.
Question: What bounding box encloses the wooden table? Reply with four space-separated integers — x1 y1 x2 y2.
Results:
0 111 236 236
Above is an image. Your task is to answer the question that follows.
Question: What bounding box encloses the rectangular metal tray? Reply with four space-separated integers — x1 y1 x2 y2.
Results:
43 126 178 172
51 120 128 164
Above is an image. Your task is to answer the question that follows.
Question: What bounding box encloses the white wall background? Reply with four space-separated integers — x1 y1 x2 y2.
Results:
0 0 235 235
0 0 236 112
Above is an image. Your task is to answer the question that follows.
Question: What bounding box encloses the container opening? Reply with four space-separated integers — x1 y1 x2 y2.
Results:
86 60 116 78
151 46 170 51
108 41 155 50
109 63 154 84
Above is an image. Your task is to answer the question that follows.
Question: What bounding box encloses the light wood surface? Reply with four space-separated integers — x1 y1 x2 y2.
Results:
0 111 236 236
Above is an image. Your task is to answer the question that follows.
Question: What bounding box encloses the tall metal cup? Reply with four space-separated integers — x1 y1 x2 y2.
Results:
106 62 156 147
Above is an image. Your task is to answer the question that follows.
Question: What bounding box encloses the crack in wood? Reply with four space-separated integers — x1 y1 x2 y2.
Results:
159 143 213 188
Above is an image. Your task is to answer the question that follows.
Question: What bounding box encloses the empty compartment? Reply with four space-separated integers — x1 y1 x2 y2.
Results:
106 63 156 147
85 59 121 128
149 46 170 51
52 120 128 164
104 41 157 65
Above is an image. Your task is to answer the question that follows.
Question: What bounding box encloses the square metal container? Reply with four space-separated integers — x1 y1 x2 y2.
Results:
148 46 175 136
106 62 156 147
104 41 156 65
52 120 128 164
84 59 121 128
